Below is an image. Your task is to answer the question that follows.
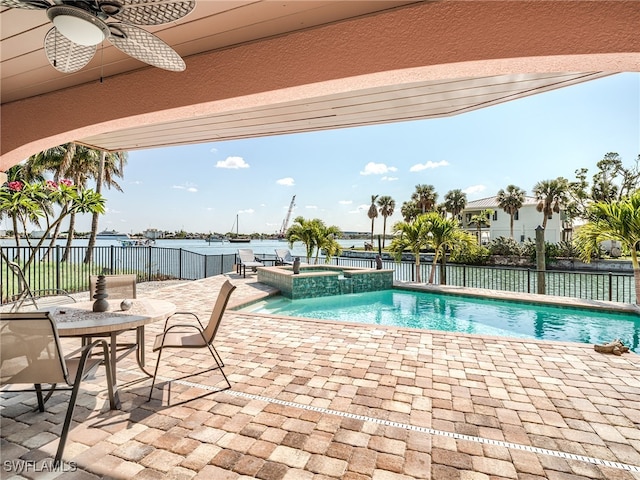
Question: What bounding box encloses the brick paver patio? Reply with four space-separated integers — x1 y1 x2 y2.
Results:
1 274 639 479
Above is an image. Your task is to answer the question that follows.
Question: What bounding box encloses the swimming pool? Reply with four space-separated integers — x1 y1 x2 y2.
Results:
240 289 640 353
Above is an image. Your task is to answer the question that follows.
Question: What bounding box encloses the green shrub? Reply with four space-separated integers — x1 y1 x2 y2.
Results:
522 239 562 264
450 242 490 265
488 236 523 256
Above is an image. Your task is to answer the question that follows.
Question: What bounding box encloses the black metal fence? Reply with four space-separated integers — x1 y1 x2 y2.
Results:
1 245 236 303
1 245 636 305
326 255 636 304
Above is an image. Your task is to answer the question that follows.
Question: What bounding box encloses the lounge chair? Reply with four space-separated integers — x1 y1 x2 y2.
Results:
7 262 76 312
0 311 117 466
236 249 264 278
148 280 236 401
274 248 295 266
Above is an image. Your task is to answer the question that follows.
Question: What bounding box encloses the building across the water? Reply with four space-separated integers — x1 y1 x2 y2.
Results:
144 228 164 240
461 196 570 245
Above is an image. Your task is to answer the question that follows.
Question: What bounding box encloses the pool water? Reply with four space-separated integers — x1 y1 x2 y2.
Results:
241 289 640 353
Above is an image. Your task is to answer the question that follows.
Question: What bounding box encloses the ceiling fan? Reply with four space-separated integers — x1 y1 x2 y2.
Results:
0 0 195 73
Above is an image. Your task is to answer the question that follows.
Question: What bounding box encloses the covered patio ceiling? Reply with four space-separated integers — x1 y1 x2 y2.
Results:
1 0 638 167
76 71 613 152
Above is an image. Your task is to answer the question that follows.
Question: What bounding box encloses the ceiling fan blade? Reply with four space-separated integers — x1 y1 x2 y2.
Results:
107 23 185 71
0 0 49 9
44 27 96 73
105 0 194 26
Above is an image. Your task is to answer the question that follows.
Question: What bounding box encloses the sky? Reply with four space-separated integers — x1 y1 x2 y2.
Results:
79 72 639 235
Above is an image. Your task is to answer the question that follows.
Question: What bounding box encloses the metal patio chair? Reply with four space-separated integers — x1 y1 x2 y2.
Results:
7 262 76 312
148 280 236 401
0 311 117 466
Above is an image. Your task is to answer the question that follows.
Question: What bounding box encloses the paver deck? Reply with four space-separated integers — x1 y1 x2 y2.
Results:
1 274 639 479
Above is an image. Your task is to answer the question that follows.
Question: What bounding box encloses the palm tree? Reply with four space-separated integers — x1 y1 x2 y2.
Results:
468 209 493 245
376 195 395 248
533 177 570 235
574 192 640 304
313 220 343 264
368 194 379 246
84 150 127 263
286 216 319 263
421 212 475 284
497 185 525 239
27 144 126 261
25 145 76 249
2 164 45 246
388 214 432 283
443 189 467 221
411 184 438 213
400 201 421 223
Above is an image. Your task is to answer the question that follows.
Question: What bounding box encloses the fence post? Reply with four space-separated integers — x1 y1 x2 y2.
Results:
608 272 612 302
527 269 531 293
110 245 114 274
55 245 61 289
148 246 152 281
179 248 183 280
462 265 466 287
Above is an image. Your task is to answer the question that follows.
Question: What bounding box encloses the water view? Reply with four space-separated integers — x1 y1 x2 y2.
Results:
0 238 365 258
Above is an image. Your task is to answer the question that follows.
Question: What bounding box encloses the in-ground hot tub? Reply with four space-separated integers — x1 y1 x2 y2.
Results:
257 264 394 299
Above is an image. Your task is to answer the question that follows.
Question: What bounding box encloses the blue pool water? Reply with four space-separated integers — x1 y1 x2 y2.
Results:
241 289 640 353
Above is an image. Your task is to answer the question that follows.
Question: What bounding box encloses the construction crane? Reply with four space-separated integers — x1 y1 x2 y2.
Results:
279 195 296 237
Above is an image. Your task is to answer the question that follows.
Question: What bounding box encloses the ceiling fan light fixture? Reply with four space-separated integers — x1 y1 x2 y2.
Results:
47 5 110 46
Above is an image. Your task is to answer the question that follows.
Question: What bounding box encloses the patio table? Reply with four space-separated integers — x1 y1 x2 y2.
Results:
49 299 176 386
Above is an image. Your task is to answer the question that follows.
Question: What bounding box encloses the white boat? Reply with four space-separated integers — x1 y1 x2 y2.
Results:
120 238 155 247
29 230 49 239
205 235 224 243
97 229 130 240
228 215 251 243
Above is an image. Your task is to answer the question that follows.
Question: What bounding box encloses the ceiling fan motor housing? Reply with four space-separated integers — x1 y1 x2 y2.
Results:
47 5 110 46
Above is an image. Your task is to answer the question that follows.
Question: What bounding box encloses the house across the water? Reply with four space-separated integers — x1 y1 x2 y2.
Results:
461 196 570 245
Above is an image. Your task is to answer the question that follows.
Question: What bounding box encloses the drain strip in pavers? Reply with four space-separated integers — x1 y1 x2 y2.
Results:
134 371 640 474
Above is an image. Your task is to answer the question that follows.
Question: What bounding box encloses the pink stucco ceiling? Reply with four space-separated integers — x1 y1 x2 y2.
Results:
1 1 639 169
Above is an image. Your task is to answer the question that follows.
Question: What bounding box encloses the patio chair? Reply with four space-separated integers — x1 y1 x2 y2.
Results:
0 312 117 466
88 274 138 360
236 248 264 278
89 274 137 300
274 248 295 266
148 280 236 401
7 262 76 312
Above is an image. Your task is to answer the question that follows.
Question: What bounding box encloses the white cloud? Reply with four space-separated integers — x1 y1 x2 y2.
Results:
209 147 218 154
339 200 353 205
237 209 255 214
463 184 486 195
360 162 397 176
382 176 399 182
130 180 143 185
409 160 450 172
276 177 295 186
349 204 369 214
172 183 198 193
306 205 317 209
216 156 249 169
